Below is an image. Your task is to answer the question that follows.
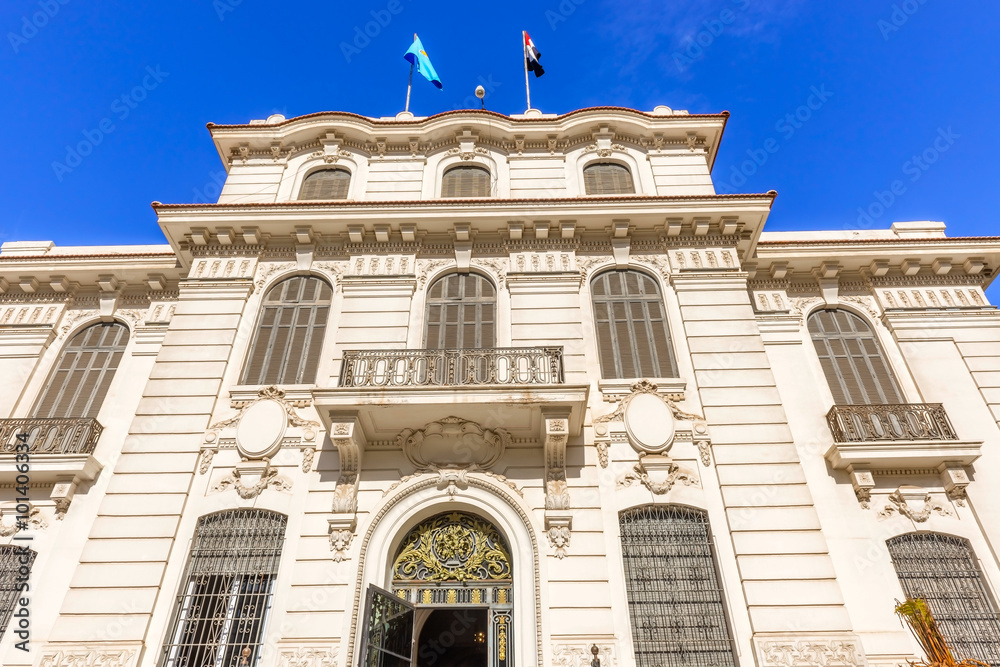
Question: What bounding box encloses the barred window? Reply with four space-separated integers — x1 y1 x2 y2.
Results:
424 273 496 349
441 166 491 198
242 276 332 385
160 510 287 667
583 162 635 195
620 506 736 667
298 168 351 200
1 546 35 641
33 322 129 418
808 309 903 404
888 533 1000 665
592 270 677 379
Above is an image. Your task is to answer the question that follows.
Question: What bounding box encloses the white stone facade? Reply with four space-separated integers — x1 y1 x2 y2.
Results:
0 107 998 667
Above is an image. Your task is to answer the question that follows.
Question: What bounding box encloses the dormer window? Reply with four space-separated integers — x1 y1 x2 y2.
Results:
442 166 491 198
299 168 351 200
583 162 635 195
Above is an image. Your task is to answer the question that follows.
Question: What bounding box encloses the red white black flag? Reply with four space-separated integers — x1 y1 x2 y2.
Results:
524 31 545 77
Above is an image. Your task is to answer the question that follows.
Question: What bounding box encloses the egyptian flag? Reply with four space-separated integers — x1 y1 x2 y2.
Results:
524 31 545 77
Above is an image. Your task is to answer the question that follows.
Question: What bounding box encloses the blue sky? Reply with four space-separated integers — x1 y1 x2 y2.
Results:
1 1 997 292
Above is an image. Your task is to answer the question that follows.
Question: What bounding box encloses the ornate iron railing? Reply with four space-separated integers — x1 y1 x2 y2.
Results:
0 418 103 455
827 404 958 443
340 347 564 388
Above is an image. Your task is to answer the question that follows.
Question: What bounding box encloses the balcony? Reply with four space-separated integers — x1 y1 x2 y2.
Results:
0 418 104 483
824 404 981 470
339 346 564 388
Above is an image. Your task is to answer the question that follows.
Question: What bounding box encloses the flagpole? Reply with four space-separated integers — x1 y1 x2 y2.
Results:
522 31 532 112
405 33 416 114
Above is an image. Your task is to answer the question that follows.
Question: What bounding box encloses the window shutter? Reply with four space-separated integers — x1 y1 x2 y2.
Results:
888 533 1000 665
33 322 129 419
242 276 332 385
423 273 497 349
591 270 677 379
441 166 491 198
298 169 351 200
808 309 903 405
620 506 737 667
583 163 635 195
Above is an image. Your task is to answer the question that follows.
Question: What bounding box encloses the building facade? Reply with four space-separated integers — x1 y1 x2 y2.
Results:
1 105 999 667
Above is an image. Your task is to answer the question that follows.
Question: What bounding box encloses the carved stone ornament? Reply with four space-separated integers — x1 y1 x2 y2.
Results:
382 468 523 499
0 506 48 536
617 454 699 495
546 522 572 559
254 261 296 293
583 142 627 158
755 636 864 667
277 646 339 667
208 385 319 461
197 447 217 475
39 649 139 667
551 642 616 667
877 486 953 522
398 416 509 471
301 446 316 473
209 460 292 499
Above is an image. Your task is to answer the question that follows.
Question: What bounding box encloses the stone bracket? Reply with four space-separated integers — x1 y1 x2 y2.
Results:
542 409 571 512
330 412 365 519
329 513 357 562
544 510 572 559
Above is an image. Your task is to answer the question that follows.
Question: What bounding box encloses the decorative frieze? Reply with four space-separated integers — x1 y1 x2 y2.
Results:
0 302 65 329
877 285 988 310
552 642 616 667
754 635 865 667
39 647 139 667
671 247 738 272
277 646 339 667
191 256 258 281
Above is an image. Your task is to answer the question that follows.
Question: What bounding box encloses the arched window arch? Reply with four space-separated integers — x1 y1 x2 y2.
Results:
888 533 1000 665
441 165 491 198
583 162 635 195
619 506 736 667
298 168 351 200
808 309 903 404
1 546 36 641
591 269 677 379
159 509 287 667
424 273 496 349
242 275 332 385
33 321 129 418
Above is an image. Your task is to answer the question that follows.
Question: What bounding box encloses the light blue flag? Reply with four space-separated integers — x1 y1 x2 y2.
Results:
404 35 443 90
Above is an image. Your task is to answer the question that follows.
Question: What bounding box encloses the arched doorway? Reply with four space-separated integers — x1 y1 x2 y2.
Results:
360 512 513 667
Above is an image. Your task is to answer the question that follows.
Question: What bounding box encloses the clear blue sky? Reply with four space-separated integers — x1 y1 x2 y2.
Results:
1 1 997 292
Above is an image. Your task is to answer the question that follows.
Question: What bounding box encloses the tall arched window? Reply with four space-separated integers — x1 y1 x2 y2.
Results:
242 275 332 385
424 273 496 349
591 269 677 379
441 165 491 198
159 510 287 667
1 546 35 641
888 533 1000 665
583 162 635 195
33 322 129 418
808 309 903 404
298 168 351 200
620 506 736 667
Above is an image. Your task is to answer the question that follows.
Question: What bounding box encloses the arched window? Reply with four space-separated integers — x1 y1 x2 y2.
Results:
159 510 287 667
441 165 491 198
424 273 496 349
583 162 635 195
1 546 35 641
888 533 1000 665
33 322 129 418
242 275 332 385
298 168 351 200
620 506 736 667
808 309 903 404
591 270 677 379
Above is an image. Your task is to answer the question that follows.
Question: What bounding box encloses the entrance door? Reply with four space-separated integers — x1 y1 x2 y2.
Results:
360 585 415 667
417 608 489 667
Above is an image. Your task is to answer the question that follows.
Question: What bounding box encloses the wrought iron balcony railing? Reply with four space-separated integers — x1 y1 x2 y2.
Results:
826 403 958 443
340 347 564 388
0 418 103 455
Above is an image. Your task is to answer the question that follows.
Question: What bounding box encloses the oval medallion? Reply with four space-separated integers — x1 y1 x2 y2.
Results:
236 399 287 460
623 392 675 454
